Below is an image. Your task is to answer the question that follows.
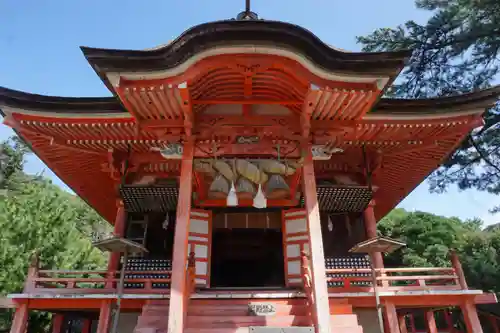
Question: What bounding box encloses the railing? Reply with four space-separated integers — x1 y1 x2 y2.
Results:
23 252 172 294
301 251 316 328
325 251 467 293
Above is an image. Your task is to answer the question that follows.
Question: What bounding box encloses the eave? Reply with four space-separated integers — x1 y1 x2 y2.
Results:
1 86 498 120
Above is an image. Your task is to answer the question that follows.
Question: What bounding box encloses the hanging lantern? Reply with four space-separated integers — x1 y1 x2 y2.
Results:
227 181 238 206
208 174 230 199
265 174 290 199
253 184 267 209
236 177 256 200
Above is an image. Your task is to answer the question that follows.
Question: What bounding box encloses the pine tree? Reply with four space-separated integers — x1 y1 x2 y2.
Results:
357 0 500 212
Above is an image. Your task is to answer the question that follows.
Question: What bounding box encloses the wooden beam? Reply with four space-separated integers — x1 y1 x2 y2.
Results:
461 300 484 333
301 146 331 333
426 310 438 333
106 204 126 288
178 85 193 137
167 140 194 333
192 99 302 105
383 301 400 333
9 303 28 333
96 300 112 333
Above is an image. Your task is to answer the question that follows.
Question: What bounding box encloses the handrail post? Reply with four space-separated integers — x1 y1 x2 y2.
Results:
183 252 196 327
449 250 467 289
24 250 40 292
300 250 316 328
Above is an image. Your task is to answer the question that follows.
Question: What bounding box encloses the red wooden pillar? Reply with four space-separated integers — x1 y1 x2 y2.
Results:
489 315 500 333
82 319 91 333
409 313 416 333
96 300 112 333
461 300 483 333
425 310 438 333
363 201 384 269
9 304 29 333
51 314 64 333
167 140 194 333
383 301 400 333
301 147 332 333
399 314 408 333
444 310 455 333
106 204 127 288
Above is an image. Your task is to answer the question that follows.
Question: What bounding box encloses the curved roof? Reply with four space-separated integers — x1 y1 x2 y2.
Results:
81 19 411 75
0 87 125 114
1 17 499 223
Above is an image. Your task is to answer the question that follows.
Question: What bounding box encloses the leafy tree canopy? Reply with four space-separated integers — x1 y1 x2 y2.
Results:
379 208 500 293
357 0 500 212
0 138 108 332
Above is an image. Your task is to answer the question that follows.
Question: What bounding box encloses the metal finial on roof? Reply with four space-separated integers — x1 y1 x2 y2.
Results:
236 0 259 20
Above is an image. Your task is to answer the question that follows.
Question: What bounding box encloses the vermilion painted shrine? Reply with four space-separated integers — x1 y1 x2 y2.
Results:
1 7 499 333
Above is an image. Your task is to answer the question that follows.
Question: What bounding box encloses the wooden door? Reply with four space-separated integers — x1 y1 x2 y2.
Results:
282 208 310 286
187 209 212 287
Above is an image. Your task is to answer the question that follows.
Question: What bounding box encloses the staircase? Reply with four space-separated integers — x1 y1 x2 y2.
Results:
134 300 169 333
134 299 363 333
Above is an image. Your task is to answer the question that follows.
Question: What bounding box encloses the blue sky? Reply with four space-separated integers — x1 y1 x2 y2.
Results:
0 0 497 226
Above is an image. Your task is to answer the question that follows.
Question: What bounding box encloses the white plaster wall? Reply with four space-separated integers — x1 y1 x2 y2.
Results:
354 309 382 333
116 313 139 333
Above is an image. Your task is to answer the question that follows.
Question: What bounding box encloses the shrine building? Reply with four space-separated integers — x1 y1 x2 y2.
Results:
1 7 499 333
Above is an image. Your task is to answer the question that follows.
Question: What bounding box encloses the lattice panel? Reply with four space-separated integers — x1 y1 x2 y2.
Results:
124 258 172 289
305 186 372 212
120 186 178 212
325 255 372 288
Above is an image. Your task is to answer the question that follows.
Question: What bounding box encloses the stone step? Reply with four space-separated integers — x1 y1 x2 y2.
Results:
184 326 362 333
330 314 359 327
186 315 310 328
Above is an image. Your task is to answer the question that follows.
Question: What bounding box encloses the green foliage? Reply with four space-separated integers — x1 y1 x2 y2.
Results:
0 137 31 193
378 209 500 293
357 0 500 212
0 138 108 332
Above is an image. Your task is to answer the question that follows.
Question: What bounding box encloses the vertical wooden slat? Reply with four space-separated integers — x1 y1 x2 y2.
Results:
444 310 454 333
384 302 400 333
51 314 64 333
96 300 112 333
301 147 331 333
82 319 91 333
461 300 483 333
9 303 29 333
450 250 468 289
426 310 438 333
399 314 408 333
489 315 500 333
167 140 194 333
409 313 416 333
